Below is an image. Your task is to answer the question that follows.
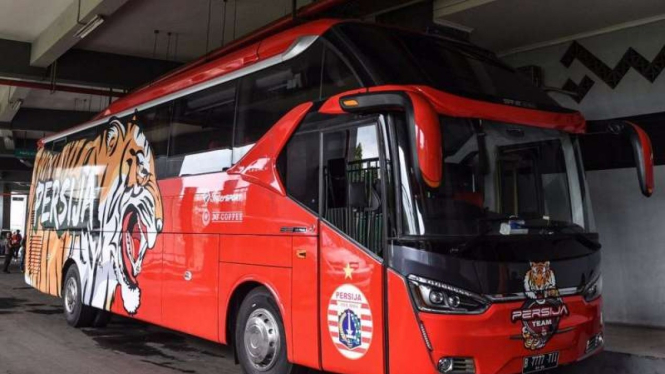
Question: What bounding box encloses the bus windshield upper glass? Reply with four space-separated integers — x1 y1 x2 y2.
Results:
397 116 594 237
334 23 561 110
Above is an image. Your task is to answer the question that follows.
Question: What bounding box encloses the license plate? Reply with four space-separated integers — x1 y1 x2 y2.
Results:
523 351 559 373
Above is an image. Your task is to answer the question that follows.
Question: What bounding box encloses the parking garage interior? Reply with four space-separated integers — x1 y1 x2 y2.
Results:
1 0 665 373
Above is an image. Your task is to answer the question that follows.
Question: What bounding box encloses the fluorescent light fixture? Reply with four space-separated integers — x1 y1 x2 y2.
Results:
18 158 33 168
74 15 105 39
10 99 22 111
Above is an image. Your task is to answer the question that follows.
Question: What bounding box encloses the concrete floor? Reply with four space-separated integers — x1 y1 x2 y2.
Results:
605 324 665 359
1 260 664 374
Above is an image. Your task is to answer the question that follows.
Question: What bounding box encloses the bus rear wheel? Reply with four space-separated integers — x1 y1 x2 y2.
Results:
63 266 95 327
235 287 299 374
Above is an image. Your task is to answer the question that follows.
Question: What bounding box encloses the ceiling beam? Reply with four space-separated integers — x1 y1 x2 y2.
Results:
30 0 130 68
433 0 497 18
0 88 30 154
0 108 93 133
0 38 181 91
0 170 33 182
498 13 665 57
0 87 31 123
57 49 182 90
0 39 45 82
0 159 33 172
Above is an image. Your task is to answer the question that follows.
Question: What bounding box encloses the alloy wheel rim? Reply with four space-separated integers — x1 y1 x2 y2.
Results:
243 308 281 371
64 277 78 314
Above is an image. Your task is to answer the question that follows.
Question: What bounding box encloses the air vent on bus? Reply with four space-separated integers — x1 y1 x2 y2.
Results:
450 357 476 373
439 357 476 374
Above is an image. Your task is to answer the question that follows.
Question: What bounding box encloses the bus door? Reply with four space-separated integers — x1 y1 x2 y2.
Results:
318 118 387 374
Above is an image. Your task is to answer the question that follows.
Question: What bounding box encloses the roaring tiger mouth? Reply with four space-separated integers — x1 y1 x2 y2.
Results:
121 205 146 287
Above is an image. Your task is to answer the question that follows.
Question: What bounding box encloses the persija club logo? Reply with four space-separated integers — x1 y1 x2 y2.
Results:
511 262 569 350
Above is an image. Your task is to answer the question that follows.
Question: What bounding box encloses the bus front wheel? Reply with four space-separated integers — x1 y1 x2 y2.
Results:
235 287 299 374
63 266 96 327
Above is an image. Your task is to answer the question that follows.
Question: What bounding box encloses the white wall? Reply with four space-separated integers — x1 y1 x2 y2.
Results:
503 20 665 120
502 20 665 326
10 195 26 234
587 167 665 327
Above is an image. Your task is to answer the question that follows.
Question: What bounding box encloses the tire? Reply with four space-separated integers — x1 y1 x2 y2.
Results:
62 266 96 328
91 309 113 328
235 287 297 374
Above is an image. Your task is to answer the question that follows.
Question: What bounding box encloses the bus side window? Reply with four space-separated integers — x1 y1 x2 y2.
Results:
67 127 99 144
322 123 383 256
51 139 67 153
277 130 320 212
234 42 324 162
169 81 236 176
136 103 173 179
321 45 361 99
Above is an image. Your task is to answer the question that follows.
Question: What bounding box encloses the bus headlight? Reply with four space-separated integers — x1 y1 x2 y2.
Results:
583 274 602 302
408 275 489 314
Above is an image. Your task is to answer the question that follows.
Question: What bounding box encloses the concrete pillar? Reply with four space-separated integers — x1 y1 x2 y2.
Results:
1 184 8 230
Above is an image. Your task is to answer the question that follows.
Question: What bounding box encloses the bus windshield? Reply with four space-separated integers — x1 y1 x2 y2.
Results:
335 22 561 110
398 116 595 237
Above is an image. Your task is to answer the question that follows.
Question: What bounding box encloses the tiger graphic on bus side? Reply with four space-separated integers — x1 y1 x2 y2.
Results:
25 117 164 315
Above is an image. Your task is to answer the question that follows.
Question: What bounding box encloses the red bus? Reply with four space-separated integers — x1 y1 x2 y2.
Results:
25 19 653 374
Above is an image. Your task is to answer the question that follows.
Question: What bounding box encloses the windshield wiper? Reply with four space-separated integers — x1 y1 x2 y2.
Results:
452 213 514 253
468 216 601 251
521 221 601 250
452 227 493 254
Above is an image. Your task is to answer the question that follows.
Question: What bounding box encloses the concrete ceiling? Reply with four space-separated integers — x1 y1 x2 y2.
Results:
4 0 664 192
0 0 319 193
0 0 72 42
77 0 315 62
435 0 665 54
22 89 114 112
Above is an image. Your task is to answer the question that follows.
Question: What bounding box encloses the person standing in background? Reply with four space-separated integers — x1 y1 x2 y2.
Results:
20 236 26 272
0 232 6 256
11 230 22 259
3 232 14 273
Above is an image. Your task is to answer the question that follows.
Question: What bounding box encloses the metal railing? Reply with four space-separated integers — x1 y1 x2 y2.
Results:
324 158 383 254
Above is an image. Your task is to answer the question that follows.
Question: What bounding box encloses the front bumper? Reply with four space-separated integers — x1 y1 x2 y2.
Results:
387 271 603 374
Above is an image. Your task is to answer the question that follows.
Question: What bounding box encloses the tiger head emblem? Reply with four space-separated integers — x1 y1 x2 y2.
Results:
25 116 163 316
524 261 559 301
513 261 569 351
99 118 164 314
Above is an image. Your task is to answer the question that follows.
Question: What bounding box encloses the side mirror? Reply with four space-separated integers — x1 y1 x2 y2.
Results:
609 121 654 197
336 91 443 188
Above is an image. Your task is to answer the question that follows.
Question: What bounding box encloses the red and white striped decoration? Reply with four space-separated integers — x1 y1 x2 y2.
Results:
327 284 373 360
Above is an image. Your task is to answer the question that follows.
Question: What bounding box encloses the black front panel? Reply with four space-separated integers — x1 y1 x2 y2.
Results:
389 236 601 296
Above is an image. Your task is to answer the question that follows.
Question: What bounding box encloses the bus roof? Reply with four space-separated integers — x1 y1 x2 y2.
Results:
41 18 585 145
41 18 342 145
